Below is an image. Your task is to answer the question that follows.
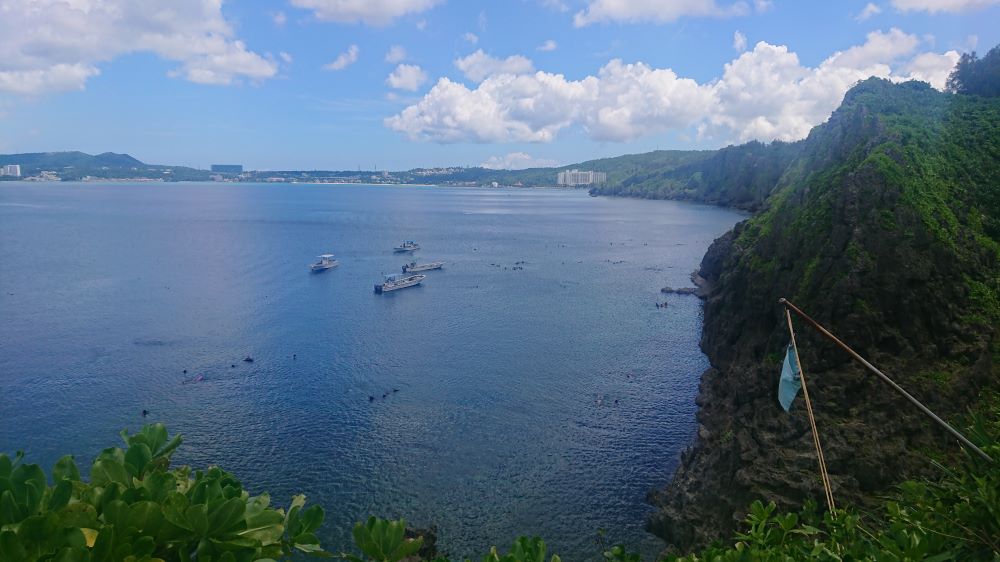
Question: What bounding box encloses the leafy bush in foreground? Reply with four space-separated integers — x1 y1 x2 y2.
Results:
0 424 327 562
3 418 999 561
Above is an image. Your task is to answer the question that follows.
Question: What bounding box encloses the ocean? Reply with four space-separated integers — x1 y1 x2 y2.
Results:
0 182 743 560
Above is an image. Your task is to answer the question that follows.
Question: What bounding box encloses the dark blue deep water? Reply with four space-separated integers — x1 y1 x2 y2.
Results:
0 182 742 560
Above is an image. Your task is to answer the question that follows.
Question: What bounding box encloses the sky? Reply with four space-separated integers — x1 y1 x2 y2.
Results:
1 0 998 171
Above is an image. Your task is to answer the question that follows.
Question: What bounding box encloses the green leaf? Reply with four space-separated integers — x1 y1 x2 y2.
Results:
186 504 210 537
129 501 164 536
124 443 153 479
0 530 27 562
238 510 284 545
57 502 99 529
53 456 81 483
1 490 23 525
91 458 130 488
10 463 46 511
208 497 246 537
48 478 73 510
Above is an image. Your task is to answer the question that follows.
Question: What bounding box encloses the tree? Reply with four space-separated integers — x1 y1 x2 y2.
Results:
947 45 1000 96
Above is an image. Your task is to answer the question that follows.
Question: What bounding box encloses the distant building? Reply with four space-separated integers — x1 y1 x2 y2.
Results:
557 169 607 186
211 164 243 174
1 164 21 177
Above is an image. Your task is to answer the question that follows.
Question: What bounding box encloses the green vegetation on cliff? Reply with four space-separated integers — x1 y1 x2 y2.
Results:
647 71 1000 549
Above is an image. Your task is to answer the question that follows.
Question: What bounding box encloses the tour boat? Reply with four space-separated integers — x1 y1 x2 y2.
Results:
310 254 339 272
394 240 420 252
374 273 426 293
402 261 444 273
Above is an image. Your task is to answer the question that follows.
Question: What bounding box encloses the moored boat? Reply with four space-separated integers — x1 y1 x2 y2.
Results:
310 254 339 272
374 273 426 293
402 261 444 273
394 240 420 252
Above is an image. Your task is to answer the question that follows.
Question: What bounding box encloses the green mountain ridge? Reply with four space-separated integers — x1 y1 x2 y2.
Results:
0 151 210 181
641 77 1000 549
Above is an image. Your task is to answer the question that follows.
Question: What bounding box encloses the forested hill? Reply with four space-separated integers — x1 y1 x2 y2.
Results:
647 76 1000 549
404 149 710 187
0 151 210 181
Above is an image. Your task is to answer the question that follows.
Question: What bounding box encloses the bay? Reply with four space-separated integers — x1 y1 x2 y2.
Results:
0 182 743 560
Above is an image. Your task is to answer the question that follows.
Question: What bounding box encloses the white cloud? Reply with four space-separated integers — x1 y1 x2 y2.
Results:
325 45 359 70
733 31 748 51
455 50 536 83
0 0 278 94
481 152 559 169
754 0 773 11
416 19 428 30
280 51 294 63
464 32 480 44
385 45 407 63
290 0 444 25
891 0 1000 11
538 40 559 52
388 28 958 145
574 0 750 26
386 64 428 91
900 50 960 88
856 3 882 20
708 28 924 141
540 0 570 11
273 11 288 26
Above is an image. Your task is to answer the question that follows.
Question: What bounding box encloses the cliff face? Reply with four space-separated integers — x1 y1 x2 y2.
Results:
647 78 1000 549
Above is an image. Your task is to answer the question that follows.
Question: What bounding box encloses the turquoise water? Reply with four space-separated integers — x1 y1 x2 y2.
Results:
0 182 742 560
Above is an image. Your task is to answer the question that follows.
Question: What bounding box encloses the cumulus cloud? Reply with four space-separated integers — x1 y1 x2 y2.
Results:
0 0 278 94
574 0 750 26
891 0 1000 11
538 40 559 52
280 52 294 64
387 28 959 145
540 0 570 11
455 50 536 82
325 45 359 70
856 2 882 20
386 64 428 91
754 0 773 11
733 31 748 51
290 0 444 25
385 45 407 63
900 50 961 88
481 152 560 169
463 32 480 44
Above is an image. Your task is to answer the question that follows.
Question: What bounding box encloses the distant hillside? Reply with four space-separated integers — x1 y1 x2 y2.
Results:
0 151 210 181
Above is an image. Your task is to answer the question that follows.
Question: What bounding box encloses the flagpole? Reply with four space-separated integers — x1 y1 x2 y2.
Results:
779 298 994 464
784 308 837 513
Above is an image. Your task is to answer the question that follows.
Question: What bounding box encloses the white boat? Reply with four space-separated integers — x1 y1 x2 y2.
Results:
402 261 444 273
374 273 426 293
310 254 339 272
394 240 420 252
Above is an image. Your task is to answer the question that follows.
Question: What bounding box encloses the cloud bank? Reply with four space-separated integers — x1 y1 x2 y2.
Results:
0 0 278 94
386 29 960 145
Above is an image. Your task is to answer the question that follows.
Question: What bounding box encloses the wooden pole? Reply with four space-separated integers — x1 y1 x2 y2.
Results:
784 308 837 513
779 298 994 464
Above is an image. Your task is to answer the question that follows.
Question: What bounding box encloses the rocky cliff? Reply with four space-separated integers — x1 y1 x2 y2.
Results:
646 78 1000 549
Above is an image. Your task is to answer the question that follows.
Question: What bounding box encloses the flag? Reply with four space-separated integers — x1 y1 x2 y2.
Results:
778 343 802 412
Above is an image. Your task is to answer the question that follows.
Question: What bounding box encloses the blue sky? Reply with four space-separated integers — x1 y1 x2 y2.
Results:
1 0 998 170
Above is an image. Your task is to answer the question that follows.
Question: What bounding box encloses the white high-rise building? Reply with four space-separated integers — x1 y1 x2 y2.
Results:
557 169 607 186
1 164 21 177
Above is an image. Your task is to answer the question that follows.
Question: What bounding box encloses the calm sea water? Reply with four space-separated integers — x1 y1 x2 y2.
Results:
0 182 742 560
